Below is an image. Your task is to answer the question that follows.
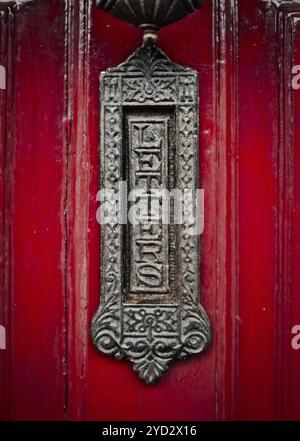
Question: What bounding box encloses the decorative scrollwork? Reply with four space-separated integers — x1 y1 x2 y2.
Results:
180 292 211 359
92 272 124 360
123 77 177 103
115 44 186 77
124 307 178 335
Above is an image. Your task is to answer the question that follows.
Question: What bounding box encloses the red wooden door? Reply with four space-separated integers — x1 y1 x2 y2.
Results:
0 0 300 421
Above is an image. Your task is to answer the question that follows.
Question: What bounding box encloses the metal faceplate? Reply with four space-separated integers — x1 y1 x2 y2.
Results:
91 44 211 384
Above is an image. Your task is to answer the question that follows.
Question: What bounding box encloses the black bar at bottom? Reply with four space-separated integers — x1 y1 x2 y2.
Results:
1 421 300 438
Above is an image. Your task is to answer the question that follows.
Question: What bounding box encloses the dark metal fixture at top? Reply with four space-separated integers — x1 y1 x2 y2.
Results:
97 0 203 43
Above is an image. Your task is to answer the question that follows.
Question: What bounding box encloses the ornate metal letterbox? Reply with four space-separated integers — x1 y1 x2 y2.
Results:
92 0 211 384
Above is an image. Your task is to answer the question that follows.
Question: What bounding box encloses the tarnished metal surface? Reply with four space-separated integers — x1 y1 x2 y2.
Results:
96 0 203 28
91 44 211 384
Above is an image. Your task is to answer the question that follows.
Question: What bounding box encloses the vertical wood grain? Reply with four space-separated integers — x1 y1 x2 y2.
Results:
290 16 300 420
0 4 15 421
64 0 92 420
238 0 280 420
212 0 240 420
276 3 300 420
5 0 66 419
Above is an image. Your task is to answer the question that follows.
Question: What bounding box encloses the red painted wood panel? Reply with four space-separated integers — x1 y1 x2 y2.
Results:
0 4 14 420
281 6 300 420
1 0 67 420
291 22 300 420
238 0 279 420
0 0 300 421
